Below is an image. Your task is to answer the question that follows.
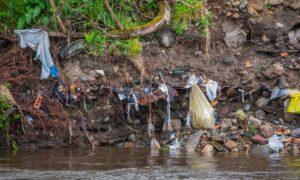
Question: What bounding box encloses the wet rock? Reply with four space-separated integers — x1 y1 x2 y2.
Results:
255 109 266 119
252 135 268 145
185 130 203 152
249 116 262 128
260 123 274 138
128 134 136 142
223 55 238 65
211 141 227 152
252 144 272 155
123 142 135 148
224 28 247 48
224 140 238 150
291 128 300 138
232 147 239 152
157 31 176 48
269 0 284 5
256 97 270 108
201 144 215 153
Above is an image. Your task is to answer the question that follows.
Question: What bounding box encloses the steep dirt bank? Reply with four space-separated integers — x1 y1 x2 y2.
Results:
1 0 300 152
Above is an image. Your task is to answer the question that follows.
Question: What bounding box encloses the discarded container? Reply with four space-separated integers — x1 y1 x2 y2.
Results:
287 92 300 114
270 87 289 100
170 69 185 76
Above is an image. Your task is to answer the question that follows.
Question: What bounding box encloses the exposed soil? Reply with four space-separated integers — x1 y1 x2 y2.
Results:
1 0 300 152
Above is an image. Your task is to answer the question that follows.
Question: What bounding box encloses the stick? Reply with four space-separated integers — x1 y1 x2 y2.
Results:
104 0 123 30
49 0 67 33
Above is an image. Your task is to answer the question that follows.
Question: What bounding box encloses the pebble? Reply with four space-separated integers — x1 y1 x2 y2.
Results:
223 55 238 65
128 134 136 142
249 116 262 128
255 109 266 119
224 140 238 150
255 97 270 108
201 144 215 153
269 0 284 5
243 103 251 111
291 128 300 138
260 123 275 138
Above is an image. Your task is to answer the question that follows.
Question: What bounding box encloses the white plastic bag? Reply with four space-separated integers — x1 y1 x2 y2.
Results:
268 135 283 153
190 84 215 129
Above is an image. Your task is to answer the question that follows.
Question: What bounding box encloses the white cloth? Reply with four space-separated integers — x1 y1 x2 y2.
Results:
14 29 54 79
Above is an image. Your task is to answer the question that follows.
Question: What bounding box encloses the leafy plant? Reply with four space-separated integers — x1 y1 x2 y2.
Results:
247 123 257 137
12 140 18 152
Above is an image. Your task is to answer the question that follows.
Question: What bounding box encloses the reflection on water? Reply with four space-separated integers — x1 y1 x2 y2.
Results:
0 147 300 179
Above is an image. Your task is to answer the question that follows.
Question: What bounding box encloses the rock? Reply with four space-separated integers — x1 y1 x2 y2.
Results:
248 7 259 17
260 123 274 138
223 55 237 65
123 142 135 148
221 20 242 34
201 144 215 153
252 135 268 145
262 34 270 43
251 144 272 155
255 109 266 119
291 128 300 138
128 134 136 142
211 134 226 143
243 144 252 151
171 119 182 131
232 13 241 19
269 0 284 5
185 130 203 152
290 1 300 9
224 28 247 48
226 87 238 97
249 116 262 128
255 97 270 108
232 1 241 7
211 141 227 152
151 138 161 151
230 126 238 131
293 144 300 154
221 118 233 132
231 118 238 126
224 140 238 150
239 1 248 9
157 31 176 48
284 129 291 136
248 1 264 12
244 103 251 112
232 147 239 152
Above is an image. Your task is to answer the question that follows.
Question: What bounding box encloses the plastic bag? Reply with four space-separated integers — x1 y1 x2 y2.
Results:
202 80 218 101
270 87 289 100
287 92 300 114
268 134 283 153
190 84 215 129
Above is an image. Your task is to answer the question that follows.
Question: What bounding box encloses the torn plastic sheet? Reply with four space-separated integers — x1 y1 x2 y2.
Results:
270 87 289 100
14 29 58 79
202 80 218 101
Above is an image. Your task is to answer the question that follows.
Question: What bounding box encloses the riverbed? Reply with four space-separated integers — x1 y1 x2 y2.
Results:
0 147 300 179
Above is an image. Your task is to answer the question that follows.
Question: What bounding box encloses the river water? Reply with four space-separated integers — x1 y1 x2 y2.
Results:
0 147 300 179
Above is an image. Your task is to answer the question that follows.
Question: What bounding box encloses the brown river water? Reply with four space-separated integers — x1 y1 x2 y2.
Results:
0 147 300 179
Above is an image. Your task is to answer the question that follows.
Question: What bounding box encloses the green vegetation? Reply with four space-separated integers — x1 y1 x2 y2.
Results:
247 123 257 137
0 0 211 56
